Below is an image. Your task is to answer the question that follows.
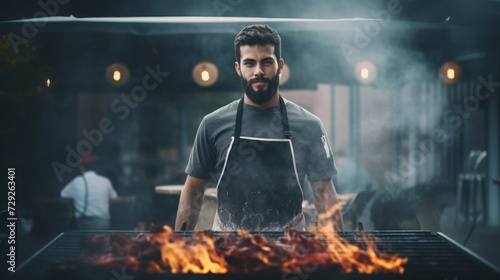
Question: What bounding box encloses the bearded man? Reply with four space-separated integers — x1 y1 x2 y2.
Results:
175 24 344 232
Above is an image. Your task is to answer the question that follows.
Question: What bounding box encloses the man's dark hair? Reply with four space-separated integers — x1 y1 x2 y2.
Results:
234 24 281 63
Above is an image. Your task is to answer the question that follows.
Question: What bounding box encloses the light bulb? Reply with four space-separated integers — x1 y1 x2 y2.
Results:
201 70 210 81
113 70 121 81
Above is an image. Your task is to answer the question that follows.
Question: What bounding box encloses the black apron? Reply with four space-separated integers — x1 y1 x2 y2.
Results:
212 96 305 231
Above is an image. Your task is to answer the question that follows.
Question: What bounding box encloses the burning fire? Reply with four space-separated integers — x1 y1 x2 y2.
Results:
77 210 408 275
311 204 408 274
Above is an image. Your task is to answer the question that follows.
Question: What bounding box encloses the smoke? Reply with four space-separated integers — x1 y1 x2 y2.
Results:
3 0 494 230
251 3 463 231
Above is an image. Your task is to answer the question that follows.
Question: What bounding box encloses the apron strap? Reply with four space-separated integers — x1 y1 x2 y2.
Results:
234 96 291 143
234 97 244 142
279 96 291 139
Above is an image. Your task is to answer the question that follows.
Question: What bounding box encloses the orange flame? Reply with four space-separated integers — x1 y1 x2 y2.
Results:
312 222 407 274
80 205 408 275
153 227 228 273
312 204 408 274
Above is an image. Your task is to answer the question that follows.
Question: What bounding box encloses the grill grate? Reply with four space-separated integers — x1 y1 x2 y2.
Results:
12 230 500 280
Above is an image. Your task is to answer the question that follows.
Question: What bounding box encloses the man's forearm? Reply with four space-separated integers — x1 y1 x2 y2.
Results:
174 176 207 230
311 179 345 231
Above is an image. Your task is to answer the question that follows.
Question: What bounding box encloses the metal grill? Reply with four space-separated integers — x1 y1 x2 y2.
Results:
12 230 500 280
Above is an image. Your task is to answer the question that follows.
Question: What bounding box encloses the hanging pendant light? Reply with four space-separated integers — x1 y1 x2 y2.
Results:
192 61 218 87
106 63 129 87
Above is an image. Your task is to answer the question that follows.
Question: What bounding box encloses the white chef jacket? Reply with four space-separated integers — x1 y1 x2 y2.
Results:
61 171 117 219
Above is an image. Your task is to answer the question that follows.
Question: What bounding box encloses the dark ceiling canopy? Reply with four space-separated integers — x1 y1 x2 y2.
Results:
1 0 498 93
1 0 500 27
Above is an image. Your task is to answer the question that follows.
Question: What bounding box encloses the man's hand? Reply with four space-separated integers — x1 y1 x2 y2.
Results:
311 179 345 231
174 175 208 230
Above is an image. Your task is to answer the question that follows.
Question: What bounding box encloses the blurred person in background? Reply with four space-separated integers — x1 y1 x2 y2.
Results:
61 155 118 230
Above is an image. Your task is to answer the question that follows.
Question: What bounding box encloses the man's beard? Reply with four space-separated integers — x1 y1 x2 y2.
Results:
241 72 280 105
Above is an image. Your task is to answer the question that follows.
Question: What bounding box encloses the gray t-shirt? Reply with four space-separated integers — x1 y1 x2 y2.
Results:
186 99 337 189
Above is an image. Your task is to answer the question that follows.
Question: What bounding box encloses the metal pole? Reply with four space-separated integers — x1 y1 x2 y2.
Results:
486 52 500 227
349 86 360 188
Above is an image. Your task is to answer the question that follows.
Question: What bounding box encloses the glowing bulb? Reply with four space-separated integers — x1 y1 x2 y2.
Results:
113 70 121 81
354 61 376 83
201 70 210 82
193 62 218 87
360 68 369 80
446 68 455 80
439 62 460 83
46 79 51 88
